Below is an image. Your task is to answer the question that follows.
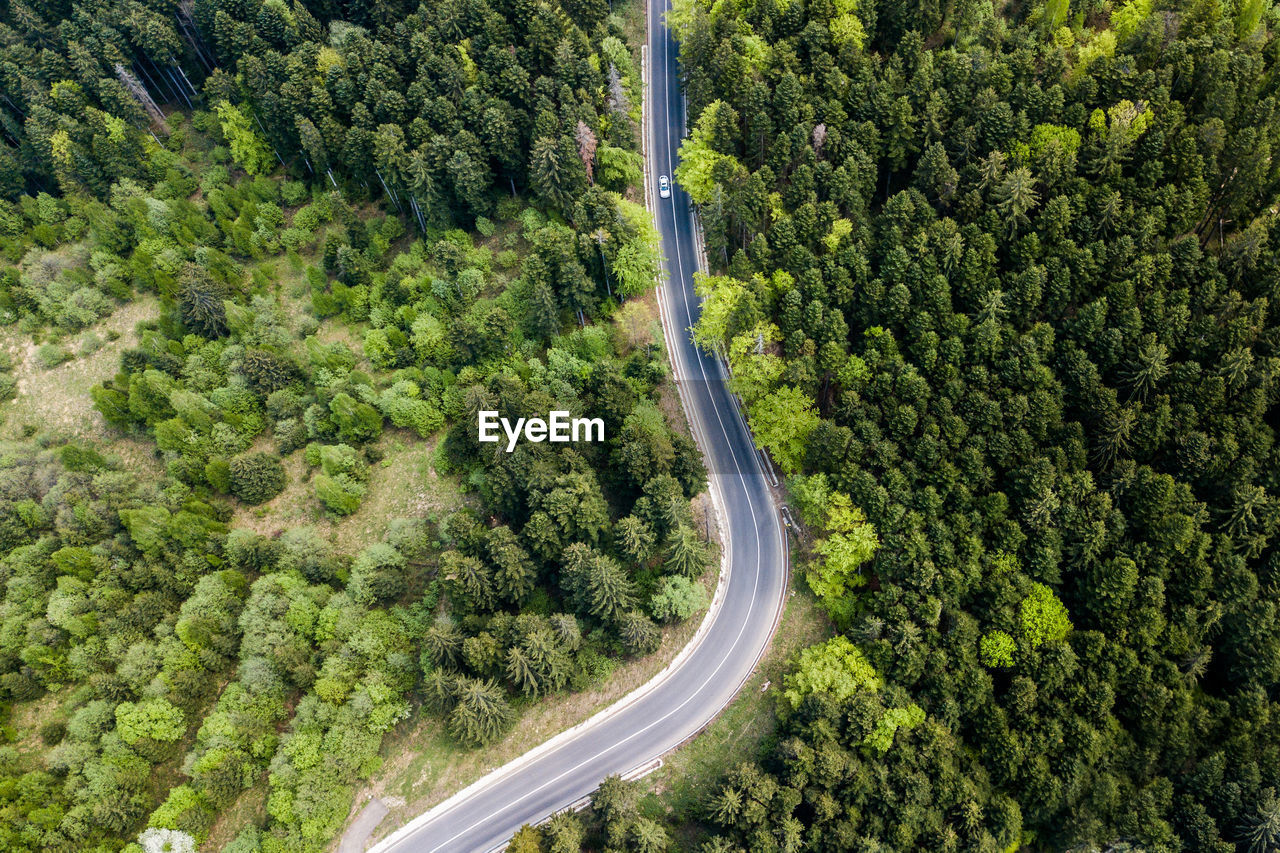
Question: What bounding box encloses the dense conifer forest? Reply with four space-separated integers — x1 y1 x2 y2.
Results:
551 0 1280 849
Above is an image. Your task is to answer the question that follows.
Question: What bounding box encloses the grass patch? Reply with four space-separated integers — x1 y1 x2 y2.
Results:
0 295 164 476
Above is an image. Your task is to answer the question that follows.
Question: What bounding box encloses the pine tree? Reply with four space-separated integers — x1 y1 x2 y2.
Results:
179 264 229 338
448 678 514 746
530 135 587 213
505 645 541 697
488 526 536 604
616 515 656 565
617 610 660 656
664 525 708 578
423 622 464 670
587 555 636 622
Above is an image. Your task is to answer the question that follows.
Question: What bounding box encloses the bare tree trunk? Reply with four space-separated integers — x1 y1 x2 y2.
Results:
115 64 169 132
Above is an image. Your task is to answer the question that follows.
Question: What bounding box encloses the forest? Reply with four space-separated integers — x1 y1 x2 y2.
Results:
545 0 1280 848
0 0 724 851
3 0 1280 848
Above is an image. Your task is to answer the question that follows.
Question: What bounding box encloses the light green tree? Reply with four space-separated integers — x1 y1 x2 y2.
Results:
214 102 273 176
116 698 186 745
748 385 820 475
781 636 881 710
1019 583 1073 649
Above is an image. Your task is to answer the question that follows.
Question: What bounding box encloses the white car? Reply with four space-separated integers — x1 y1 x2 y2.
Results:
658 174 671 198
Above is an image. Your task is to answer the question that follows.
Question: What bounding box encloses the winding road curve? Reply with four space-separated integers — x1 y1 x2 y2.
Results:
367 5 789 850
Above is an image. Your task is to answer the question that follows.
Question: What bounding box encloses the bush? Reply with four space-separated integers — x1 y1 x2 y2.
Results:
349 543 407 605
39 720 65 745
274 418 307 454
329 392 382 442
204 457 232 493
315 443 365 478
241 349 299 396
35 343 71 369
229 452 286 504
281 180 308 206
276 527 340 582
648 575 707 622
314 472 364 515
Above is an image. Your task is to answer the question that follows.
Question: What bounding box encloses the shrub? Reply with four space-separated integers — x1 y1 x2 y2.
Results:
39 719 65 745
281 180 308 206
329 392 383 442
316 443 365 478
314 472 364 515
276 527 340 582
204 457 232 493
229 452 286 504
648 575 707 622
35 343 71 368
241 349 299 396
349 543 407 605
274 418 307 454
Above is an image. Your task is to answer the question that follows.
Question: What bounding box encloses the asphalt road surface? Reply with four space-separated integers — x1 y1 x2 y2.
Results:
368 4 789 850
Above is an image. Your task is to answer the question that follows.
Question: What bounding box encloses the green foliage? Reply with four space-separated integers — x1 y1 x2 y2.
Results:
979 630 1017 668
675 101 744 204
747 385 820 475
349 543 407 605
229 452 286 504
662 0 1280 844
1018 583 1072 650
314 473 365 515
648 575 707 622
781 636 881 710
448 678 514 746
179 264 229 339
215 102 274 177
804 492 878 625
116 698 187 745
35 343 71 368
0 0 704 845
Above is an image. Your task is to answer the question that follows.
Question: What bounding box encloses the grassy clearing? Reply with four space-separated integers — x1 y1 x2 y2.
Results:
230 428 460 554
640 582 832 822
0 295 164 475
8 690 66 761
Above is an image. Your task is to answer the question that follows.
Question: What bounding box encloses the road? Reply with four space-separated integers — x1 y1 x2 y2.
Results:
367 3 789 850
